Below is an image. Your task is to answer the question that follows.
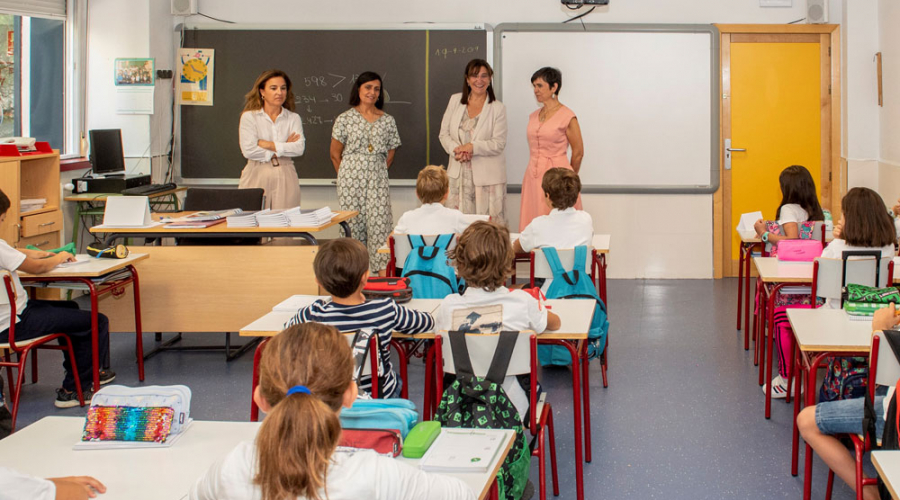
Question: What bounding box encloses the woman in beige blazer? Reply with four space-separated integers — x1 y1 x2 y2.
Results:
439 59 508 226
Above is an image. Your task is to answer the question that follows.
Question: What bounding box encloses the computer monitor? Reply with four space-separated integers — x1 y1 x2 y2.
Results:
89 129 126 176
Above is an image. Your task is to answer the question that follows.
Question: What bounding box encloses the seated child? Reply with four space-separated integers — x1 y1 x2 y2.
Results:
191 322 474 500
513 167 593 292
435 221 561 418
797 304 900 500
394 165 483 236
285 238 433 398
0 189 114 407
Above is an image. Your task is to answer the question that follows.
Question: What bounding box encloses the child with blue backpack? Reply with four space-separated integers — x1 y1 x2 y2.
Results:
284 238 434 398
434 221 560 418
394 165 479 236
513 167 592 292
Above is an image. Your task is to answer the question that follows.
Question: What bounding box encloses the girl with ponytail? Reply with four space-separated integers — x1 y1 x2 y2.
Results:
190 322 474 500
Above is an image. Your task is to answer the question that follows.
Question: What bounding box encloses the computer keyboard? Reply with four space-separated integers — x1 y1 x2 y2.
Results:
120 182 178 196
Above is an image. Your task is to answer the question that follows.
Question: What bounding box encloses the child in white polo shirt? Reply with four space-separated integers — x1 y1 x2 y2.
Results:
513 167 593 291
434 221 560 418
394 165 482 236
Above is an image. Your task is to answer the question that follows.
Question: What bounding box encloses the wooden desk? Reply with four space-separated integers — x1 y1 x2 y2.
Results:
240 297 594 500
872 451 900 500
752 256 814 419
65 187 187 249
19 253 149 391
787 308 873 499
0 417 510 500
90 210 357 246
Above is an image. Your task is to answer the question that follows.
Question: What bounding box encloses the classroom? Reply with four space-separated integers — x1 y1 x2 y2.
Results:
1 0 899 498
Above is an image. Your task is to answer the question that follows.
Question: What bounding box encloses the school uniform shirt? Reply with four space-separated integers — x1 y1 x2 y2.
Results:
0 467 55 500
434 287 549 417
189 441 475 500
518 207 594 292
0 239 28 333
284 298 434 396
820 239 896 309
393 203 480 236
777 203 809 226
238 108 306 163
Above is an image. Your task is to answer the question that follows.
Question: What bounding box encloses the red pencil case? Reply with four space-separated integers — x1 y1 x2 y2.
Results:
339 428 402 457
362 277 412 303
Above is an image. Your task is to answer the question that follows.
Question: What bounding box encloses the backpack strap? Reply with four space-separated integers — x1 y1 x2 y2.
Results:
572 246 588 274
448 331 476 380
408 234 426 249
540 247 567 280
485 331 519 385
434 233 454 249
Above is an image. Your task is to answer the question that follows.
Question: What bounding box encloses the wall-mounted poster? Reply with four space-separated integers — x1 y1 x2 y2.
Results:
115 58 154 86
177 48 214 106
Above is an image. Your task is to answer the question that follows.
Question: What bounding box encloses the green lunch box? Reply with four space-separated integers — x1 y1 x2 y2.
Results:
401 421 441 458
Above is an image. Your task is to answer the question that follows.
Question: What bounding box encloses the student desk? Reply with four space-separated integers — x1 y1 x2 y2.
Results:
65 187 187 249
786 308 872 500
872 451 900 500
240 298 594 500
90 210 357 246
0 417 512 500
19 253 149 391
752 256 815 418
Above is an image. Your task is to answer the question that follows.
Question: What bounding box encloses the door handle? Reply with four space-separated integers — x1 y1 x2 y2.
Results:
724 139 747 170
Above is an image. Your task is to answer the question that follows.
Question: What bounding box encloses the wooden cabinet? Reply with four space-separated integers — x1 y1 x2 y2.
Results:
0 151 63 250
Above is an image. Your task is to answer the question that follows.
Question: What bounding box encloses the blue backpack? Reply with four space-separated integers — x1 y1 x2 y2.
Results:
537 246 609 366
402 234 461 299
339 398 419 438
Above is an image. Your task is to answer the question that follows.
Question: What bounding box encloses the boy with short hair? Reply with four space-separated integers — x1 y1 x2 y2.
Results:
394 165 483 235
0 189 115 408
285 238 434 398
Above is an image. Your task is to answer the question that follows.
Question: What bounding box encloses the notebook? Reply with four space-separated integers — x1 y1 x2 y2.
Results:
419 428 505 473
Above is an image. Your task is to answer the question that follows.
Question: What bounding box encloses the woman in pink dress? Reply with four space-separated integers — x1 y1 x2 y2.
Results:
519 67 584 231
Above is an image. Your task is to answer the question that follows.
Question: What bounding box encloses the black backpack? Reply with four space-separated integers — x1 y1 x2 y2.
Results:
434 331 531 500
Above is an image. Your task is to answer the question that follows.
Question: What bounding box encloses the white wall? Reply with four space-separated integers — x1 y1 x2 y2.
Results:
84 0 863 278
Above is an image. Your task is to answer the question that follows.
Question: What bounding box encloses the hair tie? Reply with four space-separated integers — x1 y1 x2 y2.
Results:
287 385 311 396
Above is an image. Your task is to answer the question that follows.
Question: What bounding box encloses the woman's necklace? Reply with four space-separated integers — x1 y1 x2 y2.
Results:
358 106 377 153
540 102 561 122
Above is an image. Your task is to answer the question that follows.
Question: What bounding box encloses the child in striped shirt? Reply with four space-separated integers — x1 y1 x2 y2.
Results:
285 238 433 398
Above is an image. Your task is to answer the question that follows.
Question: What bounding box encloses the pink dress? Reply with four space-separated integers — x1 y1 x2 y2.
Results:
519 105 582 231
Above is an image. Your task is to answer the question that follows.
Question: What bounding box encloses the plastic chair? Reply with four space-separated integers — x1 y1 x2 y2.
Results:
386 234 458 278
434 330 560 500
823 330 900 500
0 273 85 432
250 332 381 422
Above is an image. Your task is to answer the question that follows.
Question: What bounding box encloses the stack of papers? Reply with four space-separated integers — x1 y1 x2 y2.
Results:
227 210 268 228
173 209 242 223
285 207 336 227
257 210 290 228
21 198 46 213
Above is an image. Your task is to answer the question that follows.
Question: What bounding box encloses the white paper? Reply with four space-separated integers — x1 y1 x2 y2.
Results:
272 295 330 312
115 87 155 115
737 211 764 232
56 256 91 268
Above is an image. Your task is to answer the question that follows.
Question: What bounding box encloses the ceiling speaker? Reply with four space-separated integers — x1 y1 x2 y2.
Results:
171 0 198 16
807 0 828 24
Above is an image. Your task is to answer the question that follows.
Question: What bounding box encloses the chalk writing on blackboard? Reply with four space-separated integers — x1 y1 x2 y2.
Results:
433 46 480 59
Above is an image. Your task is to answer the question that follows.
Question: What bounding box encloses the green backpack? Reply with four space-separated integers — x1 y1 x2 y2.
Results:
435 331 531 500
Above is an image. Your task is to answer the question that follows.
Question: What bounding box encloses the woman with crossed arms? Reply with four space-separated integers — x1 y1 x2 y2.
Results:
439 59 508 226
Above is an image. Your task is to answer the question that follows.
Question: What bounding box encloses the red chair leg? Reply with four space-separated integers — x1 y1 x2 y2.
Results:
538 425 546 500
737 244 744 331
825 470 834 500
9 349 29 432
250 339 268 422
31 349 37 383
855 442 865 500
581 345 592 463
390 340 408 399
547 407 560 496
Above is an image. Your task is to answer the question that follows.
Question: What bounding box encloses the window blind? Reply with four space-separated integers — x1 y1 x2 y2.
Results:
0 0 66 19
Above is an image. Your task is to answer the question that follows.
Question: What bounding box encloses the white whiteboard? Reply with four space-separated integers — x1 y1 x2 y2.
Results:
495 25 719 193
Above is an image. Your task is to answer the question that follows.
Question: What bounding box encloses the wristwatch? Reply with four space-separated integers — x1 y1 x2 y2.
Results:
761 231 770 243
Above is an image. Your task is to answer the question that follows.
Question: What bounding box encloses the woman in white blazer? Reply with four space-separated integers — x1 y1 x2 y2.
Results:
439 59 508 226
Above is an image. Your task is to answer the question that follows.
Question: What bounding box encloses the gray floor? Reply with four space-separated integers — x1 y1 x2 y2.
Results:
9 279 869 499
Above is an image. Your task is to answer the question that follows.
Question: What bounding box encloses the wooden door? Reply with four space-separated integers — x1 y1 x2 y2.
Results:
715 26 841 277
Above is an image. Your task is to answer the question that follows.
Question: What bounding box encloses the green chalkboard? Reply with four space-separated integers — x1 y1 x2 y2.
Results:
181 28 487 182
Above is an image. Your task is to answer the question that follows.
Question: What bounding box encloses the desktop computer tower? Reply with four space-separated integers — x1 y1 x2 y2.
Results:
75 174 151 194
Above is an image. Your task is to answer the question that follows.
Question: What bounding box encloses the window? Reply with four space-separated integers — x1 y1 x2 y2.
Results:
0 14 65 149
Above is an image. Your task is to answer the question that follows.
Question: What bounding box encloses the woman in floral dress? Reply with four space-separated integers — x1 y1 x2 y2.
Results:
330 71 401 273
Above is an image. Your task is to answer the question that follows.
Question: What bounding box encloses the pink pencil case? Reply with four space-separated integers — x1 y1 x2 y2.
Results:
776 239 823 262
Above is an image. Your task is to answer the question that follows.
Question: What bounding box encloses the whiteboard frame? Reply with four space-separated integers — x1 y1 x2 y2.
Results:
494 23 720 195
